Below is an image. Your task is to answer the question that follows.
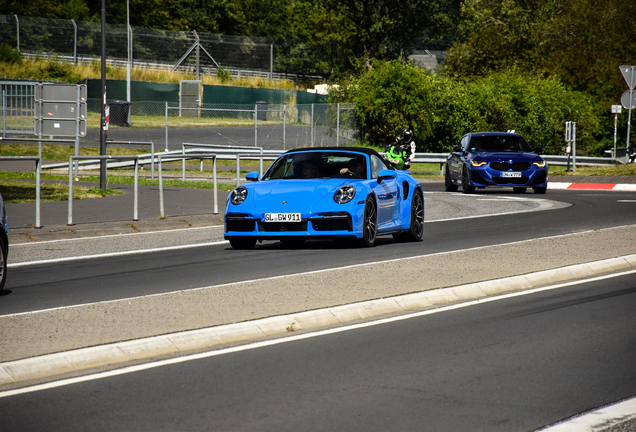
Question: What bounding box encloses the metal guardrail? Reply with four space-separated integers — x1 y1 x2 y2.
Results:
180 143 282 184
107 140 156 180
67 155 140 226
155 153 219 217
410 153 623 170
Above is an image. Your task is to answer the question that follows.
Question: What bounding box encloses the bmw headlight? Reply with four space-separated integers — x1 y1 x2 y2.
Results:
334 185 356 204
230 186 248 205
470 160 487 167
533 159 546 167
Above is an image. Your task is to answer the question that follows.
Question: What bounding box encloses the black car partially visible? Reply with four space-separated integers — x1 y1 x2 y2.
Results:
0 193 7 290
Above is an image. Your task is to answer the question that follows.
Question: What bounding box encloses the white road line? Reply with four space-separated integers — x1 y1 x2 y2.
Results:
10 224 224 247
9 197 564 267
2 268 635 399
535 396 636 431
8 241 229 268
4 226 631 318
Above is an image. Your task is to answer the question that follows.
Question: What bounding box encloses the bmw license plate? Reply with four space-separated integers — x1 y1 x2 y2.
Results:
501 172 522 178
262 213 301 222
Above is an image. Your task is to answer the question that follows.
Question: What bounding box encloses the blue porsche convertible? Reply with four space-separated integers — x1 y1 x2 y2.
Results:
224 147 424 249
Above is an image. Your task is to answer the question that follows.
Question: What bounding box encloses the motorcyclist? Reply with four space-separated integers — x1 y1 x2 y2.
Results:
385 129 416 170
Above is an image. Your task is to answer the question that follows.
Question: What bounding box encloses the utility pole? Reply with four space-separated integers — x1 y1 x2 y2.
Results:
100 0 107 190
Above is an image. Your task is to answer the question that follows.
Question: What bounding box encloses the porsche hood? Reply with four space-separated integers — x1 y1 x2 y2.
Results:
245 179 355 211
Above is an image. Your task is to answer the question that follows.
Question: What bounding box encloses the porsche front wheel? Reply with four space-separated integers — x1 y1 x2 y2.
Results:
229 237 257 249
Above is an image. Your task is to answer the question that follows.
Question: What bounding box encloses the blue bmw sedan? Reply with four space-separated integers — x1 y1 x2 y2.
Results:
445 132 548 194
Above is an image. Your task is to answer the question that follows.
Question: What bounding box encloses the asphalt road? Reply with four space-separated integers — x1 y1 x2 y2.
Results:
3 188 635 315
1 271 634 432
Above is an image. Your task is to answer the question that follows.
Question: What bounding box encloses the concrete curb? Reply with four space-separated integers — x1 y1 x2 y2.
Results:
549 182 636 191
1 253 635 388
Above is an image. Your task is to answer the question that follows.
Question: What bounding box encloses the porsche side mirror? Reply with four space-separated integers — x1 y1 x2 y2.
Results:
378 169 397 181
533 146 544 154
245 171 260 181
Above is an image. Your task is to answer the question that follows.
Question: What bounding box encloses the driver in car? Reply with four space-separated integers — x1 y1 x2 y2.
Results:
340 158 364 178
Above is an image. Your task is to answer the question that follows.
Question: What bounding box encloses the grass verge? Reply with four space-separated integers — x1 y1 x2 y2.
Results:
0 179 122 203
0 170 236 204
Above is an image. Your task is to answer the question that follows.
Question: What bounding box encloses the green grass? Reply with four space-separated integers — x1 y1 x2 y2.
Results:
0 170 237 204
0 179 122 203
548 163 636 176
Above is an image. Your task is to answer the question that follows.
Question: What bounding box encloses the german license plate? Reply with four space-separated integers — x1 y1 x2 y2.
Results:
501 172 522 178
262 213 301 222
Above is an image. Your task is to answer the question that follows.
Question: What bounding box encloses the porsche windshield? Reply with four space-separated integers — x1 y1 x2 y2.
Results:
468 136 533 152
262 152 368 180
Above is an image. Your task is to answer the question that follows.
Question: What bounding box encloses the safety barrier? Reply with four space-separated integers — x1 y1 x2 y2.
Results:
155 153 219 217
67 155 140 226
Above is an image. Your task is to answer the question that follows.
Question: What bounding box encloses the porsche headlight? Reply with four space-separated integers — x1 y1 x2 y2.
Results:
470 159 488 167
334 185 356 204
533 159 546 167
230 186 248 205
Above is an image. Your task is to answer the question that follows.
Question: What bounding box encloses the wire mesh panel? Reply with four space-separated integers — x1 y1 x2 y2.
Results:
80 101 359 152
1 82 36 135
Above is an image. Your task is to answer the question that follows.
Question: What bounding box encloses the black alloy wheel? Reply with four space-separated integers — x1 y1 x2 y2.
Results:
360 196 377 247
462 167 476 194
445 165 458 192
393 190 424 242
0 237 6 291
229 237 257 249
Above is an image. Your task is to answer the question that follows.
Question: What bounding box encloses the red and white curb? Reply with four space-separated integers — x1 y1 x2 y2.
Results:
550 182 636 191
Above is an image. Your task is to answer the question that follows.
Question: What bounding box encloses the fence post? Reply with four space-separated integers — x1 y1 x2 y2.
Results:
35 157 41 228
165 102 169 151
133 159 139 221
213 156 218 214
2 90 6 139
254 104 258 147
236 154 241 187
182 144 186 181
283 104 286 150
68 156 74 226
158 157 164 218
336 103 340 147
14 15 19 53
71 19 77 65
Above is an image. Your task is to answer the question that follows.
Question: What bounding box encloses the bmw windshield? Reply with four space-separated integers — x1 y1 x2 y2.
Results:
468 136 533 152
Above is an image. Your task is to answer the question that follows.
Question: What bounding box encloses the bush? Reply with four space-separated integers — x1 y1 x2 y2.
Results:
0 44 22 64
340 60 600 154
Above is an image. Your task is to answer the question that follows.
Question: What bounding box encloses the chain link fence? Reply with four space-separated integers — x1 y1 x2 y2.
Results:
86 100 359 151
0 15 319 82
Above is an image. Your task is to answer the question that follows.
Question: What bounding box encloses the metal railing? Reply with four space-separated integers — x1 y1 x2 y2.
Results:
155 153 219 217
67 155 140 226
107 140 156 180
0 155 41 227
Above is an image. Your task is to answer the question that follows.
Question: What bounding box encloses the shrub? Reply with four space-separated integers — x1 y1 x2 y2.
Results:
0 44 22 64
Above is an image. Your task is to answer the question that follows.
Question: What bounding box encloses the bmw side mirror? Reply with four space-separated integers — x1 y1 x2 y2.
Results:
378 169 397 181
245 171 259 181
533 146 544 154
452 145 463 153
